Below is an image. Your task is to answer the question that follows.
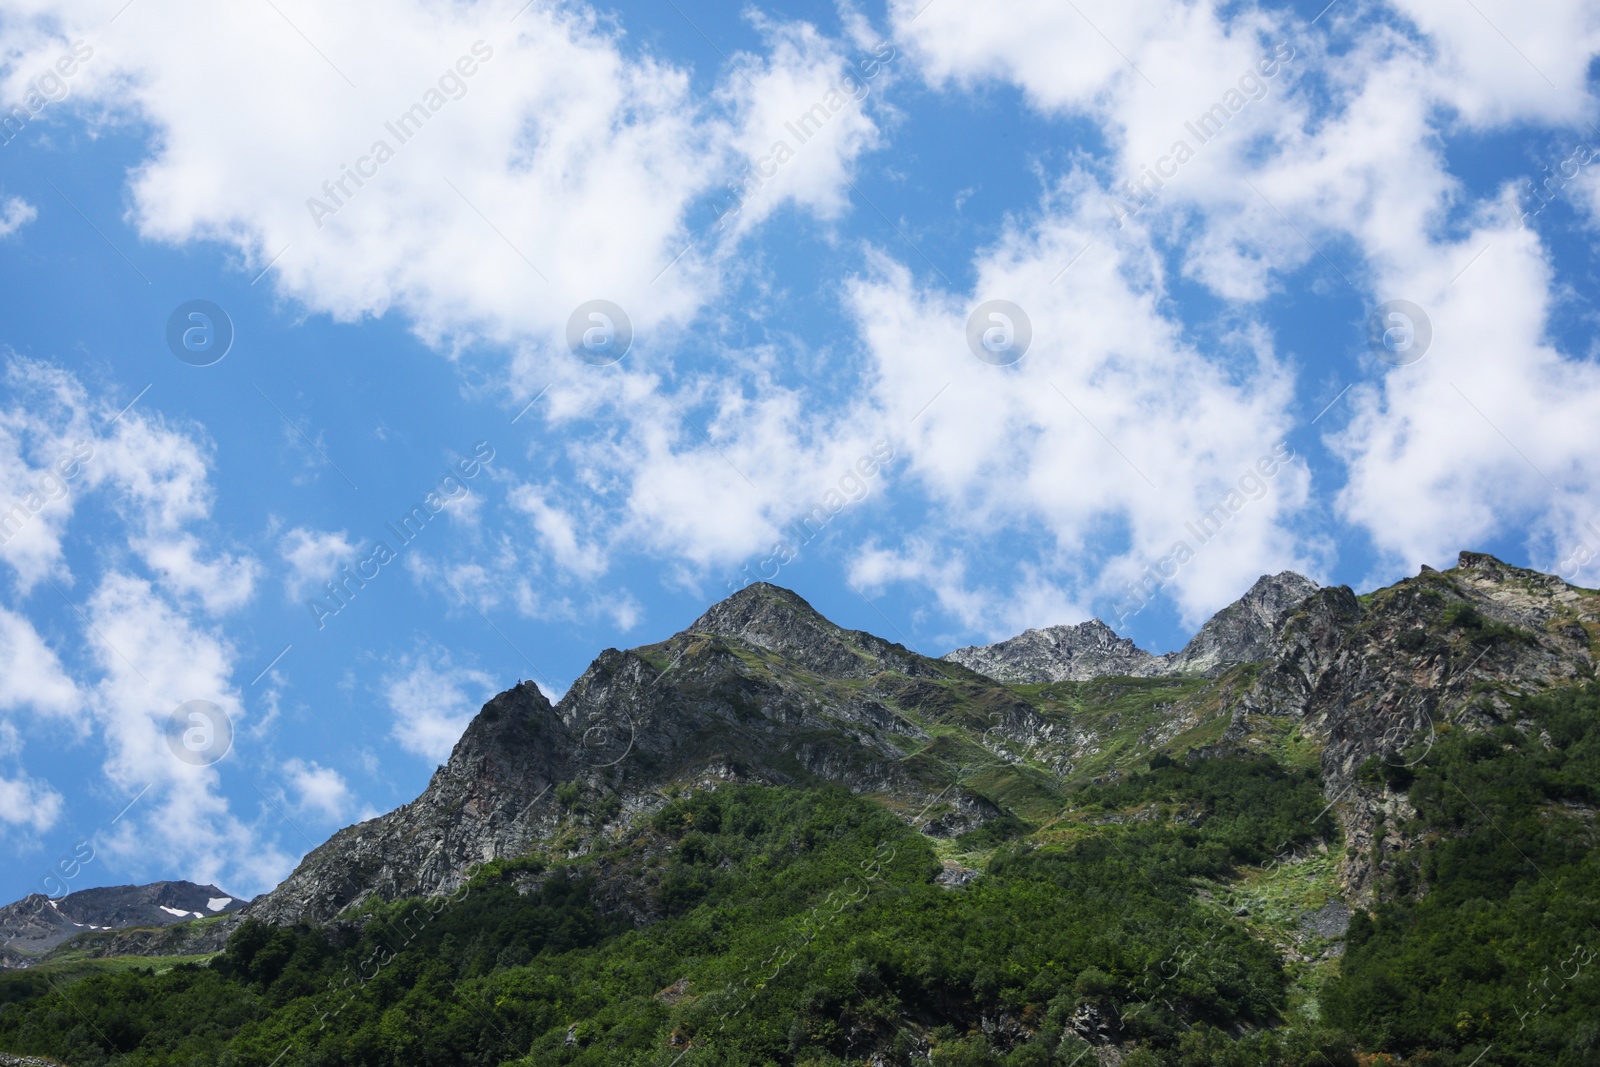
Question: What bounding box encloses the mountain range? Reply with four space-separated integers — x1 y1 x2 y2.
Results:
2 550 1597 1065
11 551 1598 948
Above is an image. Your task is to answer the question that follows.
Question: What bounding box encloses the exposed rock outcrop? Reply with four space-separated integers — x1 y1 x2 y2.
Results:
245 584 1011 927
944 571 1319 682
944 619 1156 682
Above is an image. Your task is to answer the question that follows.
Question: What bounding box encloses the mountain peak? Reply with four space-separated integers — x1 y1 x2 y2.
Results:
690 582 832 640
1159 570 1320 675
0 880 245 968
944 570 1321 684
943 618 1157 683
687 582 910 679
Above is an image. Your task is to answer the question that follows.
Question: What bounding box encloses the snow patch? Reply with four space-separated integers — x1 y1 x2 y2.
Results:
158 905 196 918
206 896 232 912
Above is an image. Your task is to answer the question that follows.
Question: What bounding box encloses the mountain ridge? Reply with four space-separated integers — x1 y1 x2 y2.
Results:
9 552 1598 968
941 570 1321 682
0 881 243 970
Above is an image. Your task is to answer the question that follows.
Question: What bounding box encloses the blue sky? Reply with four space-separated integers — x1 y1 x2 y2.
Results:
0 0 1598 903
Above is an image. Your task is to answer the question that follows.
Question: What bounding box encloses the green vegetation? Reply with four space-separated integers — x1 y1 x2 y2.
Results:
1322 682 1600 1065
0 761 1352 1066
2 681 1596 1066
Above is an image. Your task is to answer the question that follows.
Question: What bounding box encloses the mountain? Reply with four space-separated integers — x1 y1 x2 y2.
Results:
942 570 1320 682
242 554 1594 927
4 552 1598 1066
940 617 1158 681
246 583 1017 927
0 882 243 969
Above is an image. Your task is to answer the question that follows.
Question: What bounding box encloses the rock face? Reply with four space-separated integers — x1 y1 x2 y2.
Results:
944 619 1156 682
944 571 1319 682
246 584 1011 927
1156 571 1321 675
1223 552 1599 900
230 554 1600 928
0 881 243 969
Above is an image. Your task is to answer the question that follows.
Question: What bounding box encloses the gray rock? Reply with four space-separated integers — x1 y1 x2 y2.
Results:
243 583 1011 927
1155 571 1321 676
1299 899 1351 939
935 861 979 888
944 619 1156 682
943 571 1319 683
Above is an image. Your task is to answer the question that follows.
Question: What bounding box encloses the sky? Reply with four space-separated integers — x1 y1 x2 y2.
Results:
0 0 1598 904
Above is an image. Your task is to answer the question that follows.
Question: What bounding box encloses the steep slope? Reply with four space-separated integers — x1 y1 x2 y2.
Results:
246 585 1033 926
0 882 242 969
1220 552 1599 899
1156 570 1321 675
250 556 1596 926
944 570 1319 682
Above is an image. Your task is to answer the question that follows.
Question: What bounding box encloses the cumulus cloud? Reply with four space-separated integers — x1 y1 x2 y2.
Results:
0 357 260 607
3 0 1597 636
844 173 1313 627
84 571 292 894
0 772 62 833
0 606 81 718
717 16 892 230
884 0 1600 587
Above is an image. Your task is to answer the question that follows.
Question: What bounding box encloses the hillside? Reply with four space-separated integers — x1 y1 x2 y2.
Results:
0 552 1596 1066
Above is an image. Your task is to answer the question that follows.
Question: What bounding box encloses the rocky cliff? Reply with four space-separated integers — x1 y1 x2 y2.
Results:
204 555 1600 927
1222 552 1599 899
942 619 1157 682
245 585 1017 926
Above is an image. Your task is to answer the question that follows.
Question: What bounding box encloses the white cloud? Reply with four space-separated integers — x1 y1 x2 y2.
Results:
844 174 1313 626
717 17 891 230
278 526 357 600
0 357 259 607
883 0 1600 586
0 196 35 237
849 540 1085 644
0 357 99 591
383 649 496 763
2 0 1597 627
2 0 724 354
508 483 607 579
137 534 259 614
281 758 351 822
0 605 81 718
83 571 292 895
0 772 62 832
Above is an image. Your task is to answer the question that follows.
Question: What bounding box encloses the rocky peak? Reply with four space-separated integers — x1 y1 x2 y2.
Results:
244 584 981 926
690 582 934 679
1218 551 1598 901
944 571 1320 683
943 619 1157 682
1157 571 1320 676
